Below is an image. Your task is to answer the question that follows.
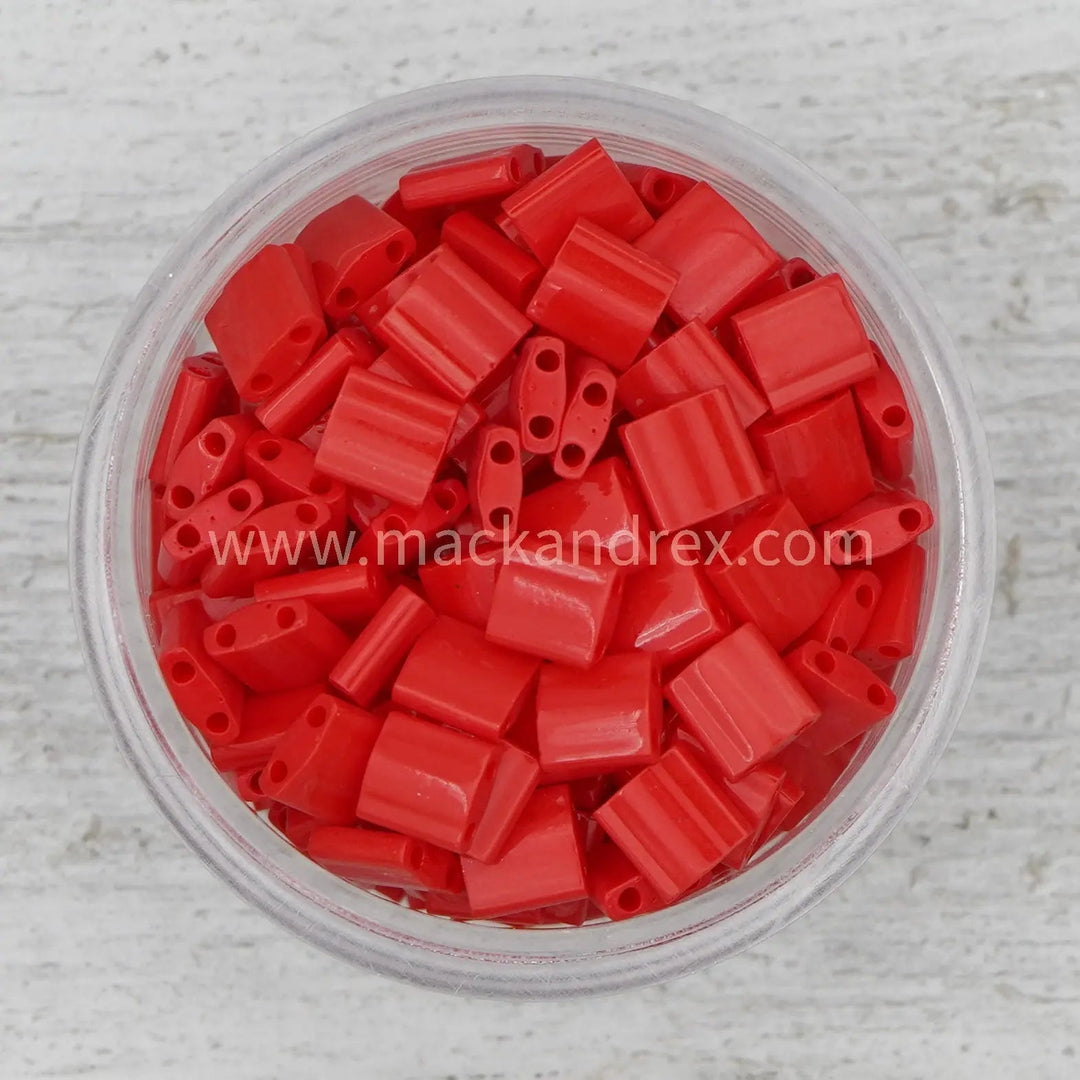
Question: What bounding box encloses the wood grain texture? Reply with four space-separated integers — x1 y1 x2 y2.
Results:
1 0 1078 1076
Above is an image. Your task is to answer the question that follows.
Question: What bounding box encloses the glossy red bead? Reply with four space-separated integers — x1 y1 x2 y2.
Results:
752 391 874 525
586 840 664 921
854 346 915 482
552 355 617 480
527 218 678 372
704 495 841 651
199 496 334 598
330 585 436 706
254 328 377 439
398 144 543 210
158 600 245 746
518 456 649 566
357 477 469 569
664 623 820 779
156 479 263 587
610 537 732 672
785 641 896 754
720 762 787 869
806 568 882 654
392 616 540 740
618 163 696 215
615 318 766 426
295 195 416 321
163 413 258 520
536 653 662 781
467 425 522 538
499 137 653 264
509 335 567 454
593 743 752 903
205 243 327 402
253 563 392 630
620 388 768 531
822 488 933 565
485 540 624 669
853 543 926 669
416 547 500 629
378 247 531 402
356 710 500 853
731 273 877 415
212 683 324 773
204 598 351 693
635 181 781 327
461 785 588 918
148 353 233 486
260 692 382 823
464 743 542 864
315 368 459 506
307 825 461 893
440 209 544 309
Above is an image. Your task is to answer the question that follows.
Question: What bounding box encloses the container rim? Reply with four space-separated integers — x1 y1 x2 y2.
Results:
70 75 995 998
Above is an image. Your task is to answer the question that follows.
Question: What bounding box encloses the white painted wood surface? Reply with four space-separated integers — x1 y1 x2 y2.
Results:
2 1 1078 1076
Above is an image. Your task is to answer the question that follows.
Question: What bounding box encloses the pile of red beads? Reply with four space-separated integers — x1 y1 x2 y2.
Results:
146 137 932 924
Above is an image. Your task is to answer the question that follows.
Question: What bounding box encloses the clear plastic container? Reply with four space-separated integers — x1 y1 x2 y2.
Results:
70 76 995 998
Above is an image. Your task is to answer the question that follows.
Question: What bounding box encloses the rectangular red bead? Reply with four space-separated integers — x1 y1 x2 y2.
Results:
441 209 544 309
854 345 915 483
464 743 542 864
253 563 392 630
399 144 544 210
308 825 461 893
854 543 926 669
315 368 459 507
527 219 678 373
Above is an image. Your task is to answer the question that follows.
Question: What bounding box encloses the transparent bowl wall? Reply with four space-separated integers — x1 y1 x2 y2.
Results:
71 76 995 999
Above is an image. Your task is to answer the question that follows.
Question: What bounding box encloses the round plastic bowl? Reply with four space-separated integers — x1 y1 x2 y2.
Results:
70 76 995 998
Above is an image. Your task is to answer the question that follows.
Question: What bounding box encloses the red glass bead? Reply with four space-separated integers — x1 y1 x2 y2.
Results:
552 355 617 480
377 247 531 402
518 456 649 566
822 489 934 565
416 547 501 629
156 479 263 587
398 144 543 210
750 390 875 525
254 329 377 439
358 244 449 333
620 388 767 531
163 413 258 520
205 244 327 402
253 563 392 630
461 785 588 918
148 353 233 486
720 761 787 869
786 641 896 754
158 600 245 746
260 692 382 823
499 137 653 264
356 710 500 853
509 335 567 455
527 219 678 372
704 495 841 651
854 345 915 482
757 771 805 847
464 743 542 864
307 825 461 892
380 192 444 260
618 163 696 215
732 273 877 415
440 209 544 309
586 840 664 921
485 540 624 669
593 743 752 903
664 623 820 779
356 477 469 569
204 598 350 693
610 537 732 672
635 181 781 327
330 585 436 706
295 195 416 321
771 741 851 830
615 318 766 426
315 368 459 507
199 496 334 598
467 425 522 538
806 567 882 654
853 543 926 669
392 616 540 740
536 653 662 781
212 683 324 773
